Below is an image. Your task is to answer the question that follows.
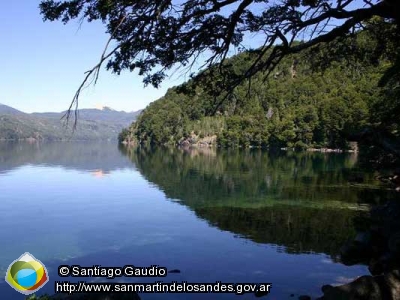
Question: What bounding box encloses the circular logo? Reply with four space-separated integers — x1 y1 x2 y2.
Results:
5 252 49 295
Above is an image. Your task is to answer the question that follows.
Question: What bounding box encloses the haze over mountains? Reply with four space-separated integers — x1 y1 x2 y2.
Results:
0 103 141 141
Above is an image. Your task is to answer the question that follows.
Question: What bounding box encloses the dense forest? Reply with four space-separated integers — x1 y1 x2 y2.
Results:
120 19 398 150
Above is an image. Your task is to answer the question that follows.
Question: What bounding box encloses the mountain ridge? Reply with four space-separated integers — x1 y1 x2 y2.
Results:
0 103 142 141
0 103 25 115
0 103 139 115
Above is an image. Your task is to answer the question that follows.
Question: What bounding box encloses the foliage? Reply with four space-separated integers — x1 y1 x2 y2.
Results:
39 0 400 91
118 128 130 143
40 1 400 153
127 27 390 148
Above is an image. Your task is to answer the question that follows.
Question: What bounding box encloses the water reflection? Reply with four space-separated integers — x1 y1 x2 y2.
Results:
120 146 394 258
1 142 393 299
122 146 391 207
195 206 358 257
0 141 134 173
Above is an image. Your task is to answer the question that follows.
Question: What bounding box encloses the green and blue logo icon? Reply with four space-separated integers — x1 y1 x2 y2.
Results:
5 252 49 295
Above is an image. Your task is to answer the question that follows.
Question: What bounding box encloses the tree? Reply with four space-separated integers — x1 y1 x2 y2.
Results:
39 0 400 117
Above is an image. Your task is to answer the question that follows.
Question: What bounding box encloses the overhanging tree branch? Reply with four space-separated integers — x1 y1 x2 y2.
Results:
39 0 400 123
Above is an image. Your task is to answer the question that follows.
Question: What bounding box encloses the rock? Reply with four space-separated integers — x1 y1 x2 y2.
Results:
340 240 372 265
319 195 400 300
388 232 400 256
254 290 270 297
320 275 384 300
392 175 400 185
384 270 400 299
369 258 384 276
179 139 190 147
198 142 208 148
319 271 400 300
168 269 181 273
376 174 400 191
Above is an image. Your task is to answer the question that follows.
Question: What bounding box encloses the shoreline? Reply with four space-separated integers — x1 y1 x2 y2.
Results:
123 141 359 153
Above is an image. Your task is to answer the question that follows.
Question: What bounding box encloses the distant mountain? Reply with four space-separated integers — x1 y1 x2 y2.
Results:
33 107 142 128
0 103 24 115
0 104 141 141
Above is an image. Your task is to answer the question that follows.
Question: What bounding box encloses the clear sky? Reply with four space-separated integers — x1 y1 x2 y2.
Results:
0 1 367 113
0 1 274 113
0 1 190 113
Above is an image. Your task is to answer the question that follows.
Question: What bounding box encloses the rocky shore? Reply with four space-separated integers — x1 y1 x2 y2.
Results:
316 194 400 300
178 133 217 148
176 133 360 153
279 147 357 153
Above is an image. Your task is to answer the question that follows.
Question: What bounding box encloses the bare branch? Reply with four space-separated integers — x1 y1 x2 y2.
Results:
62 44 123 128
94 13 130 85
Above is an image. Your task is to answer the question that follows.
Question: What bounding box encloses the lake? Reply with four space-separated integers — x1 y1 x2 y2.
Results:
0 142 392 299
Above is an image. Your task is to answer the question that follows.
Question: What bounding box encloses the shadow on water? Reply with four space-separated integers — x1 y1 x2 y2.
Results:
119 145 400 299
119 147 373 256
120 146 393 208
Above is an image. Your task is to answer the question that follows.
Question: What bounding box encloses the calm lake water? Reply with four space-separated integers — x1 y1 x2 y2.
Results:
0 142 392 299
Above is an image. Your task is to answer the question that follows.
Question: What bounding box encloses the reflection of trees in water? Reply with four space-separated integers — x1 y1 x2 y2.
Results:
124 146 390 207
120 146 395 257
196 206 366 258
121 146 400 298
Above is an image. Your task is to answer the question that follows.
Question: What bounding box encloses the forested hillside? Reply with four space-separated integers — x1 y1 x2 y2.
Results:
122 22 398 150
0 104 141 141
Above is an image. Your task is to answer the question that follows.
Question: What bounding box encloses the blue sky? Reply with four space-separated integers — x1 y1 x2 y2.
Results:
0 1 367 113
0 1 190 113
0 1 271 113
